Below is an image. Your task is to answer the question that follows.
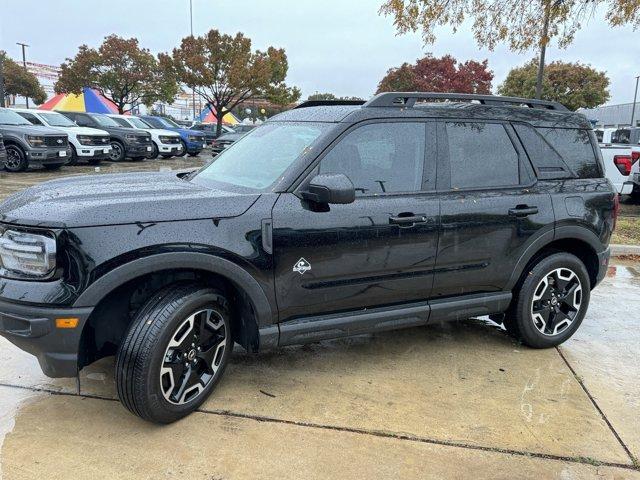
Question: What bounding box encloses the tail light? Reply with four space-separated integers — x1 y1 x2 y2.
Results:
613 193 620 231
632 150 640 165
613 155 632 175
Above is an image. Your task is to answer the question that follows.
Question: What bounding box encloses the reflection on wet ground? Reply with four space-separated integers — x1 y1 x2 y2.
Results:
0 263 638 479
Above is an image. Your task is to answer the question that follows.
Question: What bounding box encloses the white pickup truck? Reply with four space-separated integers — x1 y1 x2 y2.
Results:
595 127 640 195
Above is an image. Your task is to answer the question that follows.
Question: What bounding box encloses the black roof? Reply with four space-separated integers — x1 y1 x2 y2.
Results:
270 93 591 129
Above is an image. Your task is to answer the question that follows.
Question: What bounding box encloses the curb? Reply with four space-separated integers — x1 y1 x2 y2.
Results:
610 244 640 256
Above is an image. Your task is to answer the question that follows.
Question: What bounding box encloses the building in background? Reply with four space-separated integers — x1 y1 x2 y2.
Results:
578 103 640 128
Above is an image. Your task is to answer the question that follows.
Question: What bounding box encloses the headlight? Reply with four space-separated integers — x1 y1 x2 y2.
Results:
0 229 56 278
26 135 45 147
124 134 138 142
77 135 92 145
159 135 176 143
188 135 198 142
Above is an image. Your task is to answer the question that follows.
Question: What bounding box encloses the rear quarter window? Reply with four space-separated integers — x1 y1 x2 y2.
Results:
536 128 601 178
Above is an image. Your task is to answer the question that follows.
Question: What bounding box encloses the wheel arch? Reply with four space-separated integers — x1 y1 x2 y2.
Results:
74 252 274 370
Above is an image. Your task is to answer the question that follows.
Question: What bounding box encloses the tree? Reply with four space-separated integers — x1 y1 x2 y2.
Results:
377 54 493 94
380 0 640 99
307 92 365 101
498 59 610 110
0 52 46 105
55 35 178 113
163 30 301 136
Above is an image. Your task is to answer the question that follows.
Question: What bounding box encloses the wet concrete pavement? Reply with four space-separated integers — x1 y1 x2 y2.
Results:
0 162 639 478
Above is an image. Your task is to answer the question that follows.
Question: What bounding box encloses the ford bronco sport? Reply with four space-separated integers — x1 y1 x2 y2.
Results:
0 93 616 423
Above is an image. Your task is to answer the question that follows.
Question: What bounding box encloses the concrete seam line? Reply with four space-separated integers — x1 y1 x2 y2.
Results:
1 381 637 472
555 346 638 466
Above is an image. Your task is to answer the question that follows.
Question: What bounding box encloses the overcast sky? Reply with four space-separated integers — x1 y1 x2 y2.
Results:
1 0 638 105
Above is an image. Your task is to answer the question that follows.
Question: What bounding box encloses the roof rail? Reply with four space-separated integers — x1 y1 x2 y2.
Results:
364 92 568 111
294 99 366 109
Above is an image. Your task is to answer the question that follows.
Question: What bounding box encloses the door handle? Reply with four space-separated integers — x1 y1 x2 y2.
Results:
508 206 539 217
389 214 428 226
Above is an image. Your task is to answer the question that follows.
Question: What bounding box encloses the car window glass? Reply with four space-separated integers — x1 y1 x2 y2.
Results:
446 122 520 189
112 117 132 128
535 128 600 178
18 112 43 125
319 122 427 195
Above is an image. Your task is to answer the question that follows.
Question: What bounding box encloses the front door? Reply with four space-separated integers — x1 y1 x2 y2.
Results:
272 120 440 322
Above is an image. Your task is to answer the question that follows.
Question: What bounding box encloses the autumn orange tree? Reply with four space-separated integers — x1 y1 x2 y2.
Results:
498 59 610 110
380 0 640 99
162 30 300 135
55 35 178 113
377 54 493 94
0 52 46 105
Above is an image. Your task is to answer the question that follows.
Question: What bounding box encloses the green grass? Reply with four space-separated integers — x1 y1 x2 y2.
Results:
612 217 640 245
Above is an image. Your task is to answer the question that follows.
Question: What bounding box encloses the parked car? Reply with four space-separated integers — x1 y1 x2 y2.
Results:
59 112 152 162
232 124 257 134
13 108 110 166
0 107 70 171
0 132 6 168
190 123 235 146
107 114 183 159
139 115 205 157
595 127 639 195
0 92 616 424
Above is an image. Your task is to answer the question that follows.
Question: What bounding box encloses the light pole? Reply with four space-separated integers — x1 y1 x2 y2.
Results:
190 0 196 121
16 42 30 108
631 75 640 128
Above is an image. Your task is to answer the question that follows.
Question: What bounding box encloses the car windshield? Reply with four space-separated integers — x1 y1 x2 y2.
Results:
0 109 32 126
39 112 77 127
92 114 121 128
156 117 180 128
129 117 152 129
192 122 329 192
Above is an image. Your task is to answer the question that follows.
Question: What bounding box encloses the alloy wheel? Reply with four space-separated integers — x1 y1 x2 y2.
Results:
160 309 227 405
530 267 582 336
5 147 22 170
109 143 123 161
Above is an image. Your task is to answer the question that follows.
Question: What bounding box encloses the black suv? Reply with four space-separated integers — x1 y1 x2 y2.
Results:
0 93 616 423
59 112 152 161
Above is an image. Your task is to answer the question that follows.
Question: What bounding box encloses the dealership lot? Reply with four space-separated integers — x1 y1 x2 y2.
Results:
0 163 639 479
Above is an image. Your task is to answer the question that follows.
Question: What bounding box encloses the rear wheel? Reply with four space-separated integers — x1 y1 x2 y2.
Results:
504 252 590 348
4 145 28 172
116 283 232 423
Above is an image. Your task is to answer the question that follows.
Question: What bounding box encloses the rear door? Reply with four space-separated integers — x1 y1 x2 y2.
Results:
272 120 440 322
431 120 554 299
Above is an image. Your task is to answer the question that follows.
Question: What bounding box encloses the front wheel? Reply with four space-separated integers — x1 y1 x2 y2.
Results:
148 142 159 159
109 141 125 162
116 283 232 423
176 140 188 157
4 145 28 172
504 252 590 348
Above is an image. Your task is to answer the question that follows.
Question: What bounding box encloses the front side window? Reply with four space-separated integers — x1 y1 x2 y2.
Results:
17 112 43 125
319 122 427 195
192 122 329 192
446 122 520 189
38 112 76 127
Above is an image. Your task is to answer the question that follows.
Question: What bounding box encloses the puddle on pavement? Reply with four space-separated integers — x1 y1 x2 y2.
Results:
606 265 640 280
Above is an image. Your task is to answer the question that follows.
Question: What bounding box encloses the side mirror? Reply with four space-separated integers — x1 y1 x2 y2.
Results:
301 173 355 205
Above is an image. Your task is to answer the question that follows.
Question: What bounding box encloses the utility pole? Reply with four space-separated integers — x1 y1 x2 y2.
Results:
0 52 5 108
631 75 640 128
16 42 30 108
190 0 197 121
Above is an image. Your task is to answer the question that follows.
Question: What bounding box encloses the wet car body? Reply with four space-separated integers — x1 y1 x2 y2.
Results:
0 93 615 398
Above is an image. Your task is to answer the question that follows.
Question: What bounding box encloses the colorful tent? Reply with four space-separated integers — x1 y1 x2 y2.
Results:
197 104 240 125
38 87 122 114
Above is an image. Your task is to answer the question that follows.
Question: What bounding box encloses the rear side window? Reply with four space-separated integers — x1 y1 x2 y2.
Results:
536 128 600 178
445 122 520 189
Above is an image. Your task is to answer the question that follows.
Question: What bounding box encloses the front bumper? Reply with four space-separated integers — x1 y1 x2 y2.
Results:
77 145 112 158
158 143 183 154
125 143 153 157
25 147 71 165
184 140 205 154
0 298 93 377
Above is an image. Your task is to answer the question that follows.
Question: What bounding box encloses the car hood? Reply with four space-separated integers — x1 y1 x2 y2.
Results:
67 126 109 136
147 128 180 137
0 124 65 136
0 171 259 228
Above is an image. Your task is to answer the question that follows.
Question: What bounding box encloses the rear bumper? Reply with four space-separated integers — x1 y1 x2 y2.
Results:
595 247 611 287
0 298 93 378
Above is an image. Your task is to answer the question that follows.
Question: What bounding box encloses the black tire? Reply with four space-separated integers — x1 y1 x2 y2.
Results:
67 145 79 166
160 154 173 159
148 142 160 160
109 140 126 162
131 156 146 162
4 144 28 172
188 152 200 157
176 140 188 157
504 252 590 348
43 163 64 171
116 283 232 423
